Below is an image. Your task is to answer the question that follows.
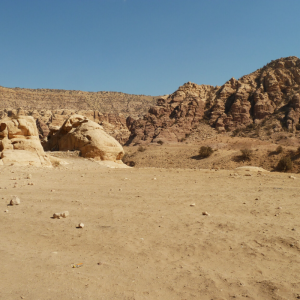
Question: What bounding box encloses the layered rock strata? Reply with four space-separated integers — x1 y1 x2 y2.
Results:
0 87 158 119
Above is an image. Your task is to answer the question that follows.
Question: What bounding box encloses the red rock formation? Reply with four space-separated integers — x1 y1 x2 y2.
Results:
126 82 217 144
127 56 300 144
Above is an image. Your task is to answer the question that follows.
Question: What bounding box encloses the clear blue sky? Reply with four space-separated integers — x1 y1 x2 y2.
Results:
0 0 299 96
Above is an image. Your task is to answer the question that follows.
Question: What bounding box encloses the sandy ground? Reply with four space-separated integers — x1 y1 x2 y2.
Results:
123 136 300 173
1 156 300 300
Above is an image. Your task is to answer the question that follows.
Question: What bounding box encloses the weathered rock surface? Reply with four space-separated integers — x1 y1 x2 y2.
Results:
47 114 124 162
126 84 217 144
0 113 58 167
0 113 44 154
0 109 130 145
127 56 300 144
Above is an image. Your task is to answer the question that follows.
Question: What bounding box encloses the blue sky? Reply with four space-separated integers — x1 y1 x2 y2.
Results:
0 0 300 96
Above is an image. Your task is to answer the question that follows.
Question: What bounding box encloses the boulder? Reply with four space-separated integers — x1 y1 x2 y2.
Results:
0 115 58 167
47 114 124 162
0 115 44 154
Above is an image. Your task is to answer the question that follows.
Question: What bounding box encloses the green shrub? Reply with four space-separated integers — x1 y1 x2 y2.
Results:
198 146 214 158
240 148 253 160
277 156 293 172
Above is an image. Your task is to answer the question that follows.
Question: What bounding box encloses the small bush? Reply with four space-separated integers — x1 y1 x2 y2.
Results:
296 124 300 131
137 145 146 152
276 146 283 154
240 148 253 160
122 154 136 167
126 160 136 167
277 156 293 172
157 140 164 145
198 146 214 158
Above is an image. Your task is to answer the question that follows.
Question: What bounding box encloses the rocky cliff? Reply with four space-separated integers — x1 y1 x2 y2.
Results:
127 56 300 145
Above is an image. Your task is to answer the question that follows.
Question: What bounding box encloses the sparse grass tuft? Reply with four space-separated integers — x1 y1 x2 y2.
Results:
240 148 253 160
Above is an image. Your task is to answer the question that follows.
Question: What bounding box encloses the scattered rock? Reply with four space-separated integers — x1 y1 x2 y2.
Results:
190 203 196 207
53 211 69 219
202 211 209 216
10 196 20 205
78 223 84 228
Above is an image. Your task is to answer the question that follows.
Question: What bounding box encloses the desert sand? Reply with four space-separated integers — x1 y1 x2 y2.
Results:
1 152 300 300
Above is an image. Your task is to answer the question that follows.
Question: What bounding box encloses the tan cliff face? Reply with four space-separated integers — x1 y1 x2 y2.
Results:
127 56 300 145
0 87 158 119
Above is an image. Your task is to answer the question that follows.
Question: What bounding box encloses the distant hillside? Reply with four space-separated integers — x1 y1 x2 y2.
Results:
0 86 159 118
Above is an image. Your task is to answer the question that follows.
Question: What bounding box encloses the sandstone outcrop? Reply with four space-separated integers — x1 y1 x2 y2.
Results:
127 56 300 144
47 114 124 162
0 109 130 145
0 113 53 166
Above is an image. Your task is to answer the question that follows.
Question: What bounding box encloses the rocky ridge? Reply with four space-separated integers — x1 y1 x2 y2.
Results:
127 56 300 145
0 87 158 119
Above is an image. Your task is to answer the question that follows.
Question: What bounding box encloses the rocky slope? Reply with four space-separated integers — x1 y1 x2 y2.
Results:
0 86 158 118
127 56 300 145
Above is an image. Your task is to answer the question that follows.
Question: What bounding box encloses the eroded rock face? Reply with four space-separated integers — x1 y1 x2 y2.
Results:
0 114 52 166
0 114 44 154
126 83 217 144
0 109 130 145
127 56 300 144
47 114 124 162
